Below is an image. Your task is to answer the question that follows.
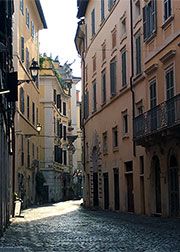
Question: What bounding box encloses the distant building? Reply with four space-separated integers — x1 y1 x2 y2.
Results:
75 0 180 216
39 57 81 202
13 0 47 208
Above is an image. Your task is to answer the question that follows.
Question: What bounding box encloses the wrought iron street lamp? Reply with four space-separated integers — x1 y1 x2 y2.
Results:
29 60 40 82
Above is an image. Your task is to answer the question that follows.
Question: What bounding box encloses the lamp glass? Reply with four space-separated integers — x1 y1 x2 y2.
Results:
36 123 42 132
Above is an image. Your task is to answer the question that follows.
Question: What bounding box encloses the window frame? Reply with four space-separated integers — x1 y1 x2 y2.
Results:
112 126 118 148
143 0 157 41
110 57 117 96
121 48 127 87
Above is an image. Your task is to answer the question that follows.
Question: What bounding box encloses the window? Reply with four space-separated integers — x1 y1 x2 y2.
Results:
125 161 133 172
27 95 30 119
32 102 35 125
63 125 66 140
27 139 30 167
120 17 126 37
92 81 97 112
54 146 62 164
140 156 144 175
166 68 174 100
26 8 30 28
122 112 128 134
57 94 61 111
32 143 35 159
84 91 89 119
110 58 116 96
57 122 62 138
26 47 29 71
63 102 66 116
108 0 116 11
36 108 38 126
31 21 35 38
143 0 157 40
101 0 105 21
101 70 106 104
121 49 127 86
21 135 24 166
164 0 171 21
135 34 142 75
136 100 143 115
150 79 157 130
112 126 118 148
91 9 95 36
102 42 106 61
20 87 24 113
53 89 56 104
102 131 108 154
63 150 67 165
150 79 157 108
20 0 24 15
112 28 117 49
92 55 96 73
21 36 24 62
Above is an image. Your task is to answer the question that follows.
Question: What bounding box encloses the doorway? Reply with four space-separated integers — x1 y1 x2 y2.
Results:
126 173 134 212
93 173 99 207
103 173 109 210
169 155 179 216
152 156 161 214
114 168 120 210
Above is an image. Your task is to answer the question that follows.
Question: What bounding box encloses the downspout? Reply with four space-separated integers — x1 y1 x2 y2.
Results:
130 0 136 157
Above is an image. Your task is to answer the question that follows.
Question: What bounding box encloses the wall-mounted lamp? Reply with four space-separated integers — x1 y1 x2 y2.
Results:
29 60 40 82
36 123 42 133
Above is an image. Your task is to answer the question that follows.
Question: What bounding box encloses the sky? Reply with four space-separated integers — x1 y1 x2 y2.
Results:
39 0 81 78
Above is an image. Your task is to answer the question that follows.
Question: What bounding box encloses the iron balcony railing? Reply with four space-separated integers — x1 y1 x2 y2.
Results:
134 94 180 141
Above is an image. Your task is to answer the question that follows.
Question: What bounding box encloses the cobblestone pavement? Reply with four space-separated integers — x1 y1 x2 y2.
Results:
0 200 180 252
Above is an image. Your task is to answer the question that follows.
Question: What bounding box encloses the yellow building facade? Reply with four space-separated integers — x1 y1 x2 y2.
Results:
75 0 180 216
13 0 47 207
39 57 78 202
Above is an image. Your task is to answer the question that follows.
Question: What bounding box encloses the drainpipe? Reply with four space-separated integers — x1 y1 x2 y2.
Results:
130 0 136 157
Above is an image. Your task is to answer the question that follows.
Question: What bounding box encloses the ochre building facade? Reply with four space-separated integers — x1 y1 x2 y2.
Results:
75 0 180 217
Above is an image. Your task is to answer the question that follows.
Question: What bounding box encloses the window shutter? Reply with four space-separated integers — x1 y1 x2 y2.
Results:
93 82 96 111
122 51 127 86
21 37 24 62
60 123 62 138
57 121 60 137
110 60 116 95
63 150 67 165
60 148 62 164
57 94 61 109
152 0 157 32
63 125 66 140
63 102 66 115
143 6 147 40
136 35 141 75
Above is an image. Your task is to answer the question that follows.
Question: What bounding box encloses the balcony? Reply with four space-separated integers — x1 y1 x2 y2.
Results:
134 94 180 146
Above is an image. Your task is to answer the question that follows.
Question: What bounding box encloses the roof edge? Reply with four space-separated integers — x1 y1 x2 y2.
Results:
35 0 47 29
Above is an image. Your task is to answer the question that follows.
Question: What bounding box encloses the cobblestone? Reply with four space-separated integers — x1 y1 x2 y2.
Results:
0 200 180 251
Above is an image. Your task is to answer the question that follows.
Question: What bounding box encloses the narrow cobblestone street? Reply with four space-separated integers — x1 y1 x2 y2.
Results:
0 200 180 252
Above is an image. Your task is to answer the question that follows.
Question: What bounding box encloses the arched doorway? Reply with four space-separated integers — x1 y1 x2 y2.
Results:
169 155 179 216
151 156 161 214
92 147 99 207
